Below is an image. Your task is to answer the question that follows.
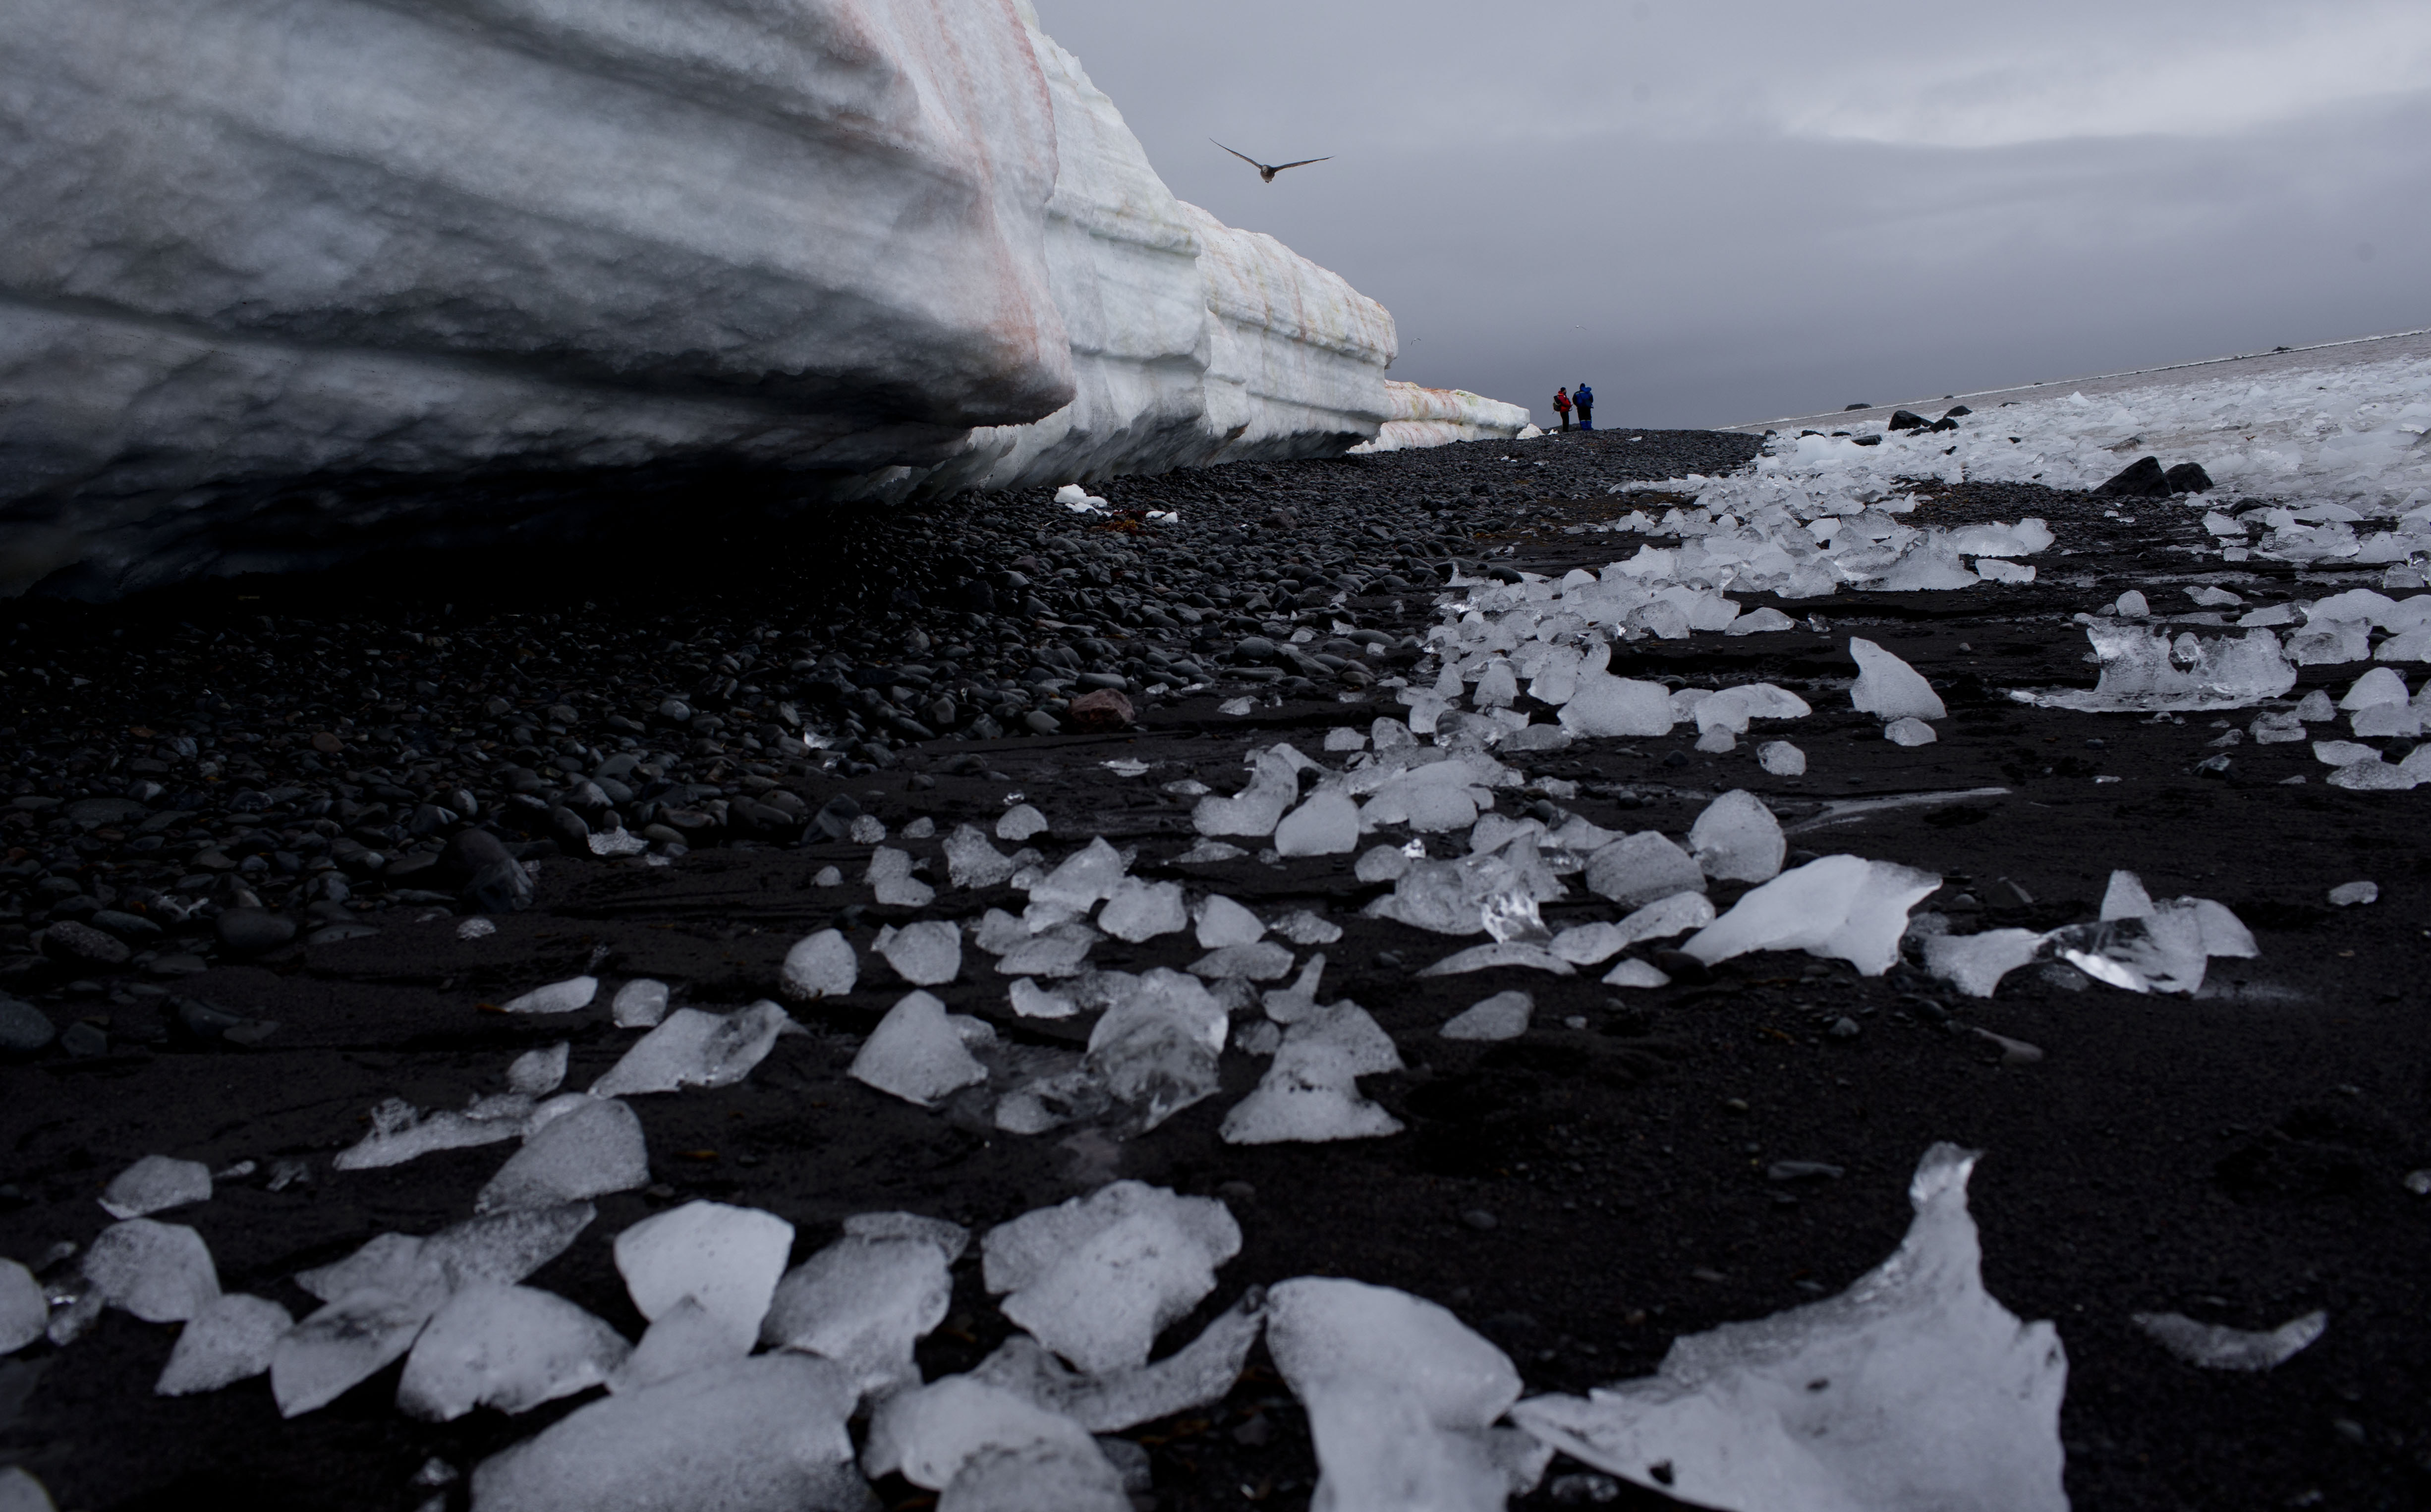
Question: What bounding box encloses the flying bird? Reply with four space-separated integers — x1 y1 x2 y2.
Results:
1211 140 1331 182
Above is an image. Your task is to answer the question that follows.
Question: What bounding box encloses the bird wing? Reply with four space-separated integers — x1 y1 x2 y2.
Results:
1269 157 1332 172
1210 140 1268 169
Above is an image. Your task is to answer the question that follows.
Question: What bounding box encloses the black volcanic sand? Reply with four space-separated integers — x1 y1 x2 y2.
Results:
3 429 2428 1511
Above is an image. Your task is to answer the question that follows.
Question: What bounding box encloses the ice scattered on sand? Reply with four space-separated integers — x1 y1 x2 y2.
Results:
1099 878 1187 942
1087 968 1230 1128
507 1043 568 1097
276 1287 447 1418
864 1374 1123 1500
1758 739 1808 776
1616 890 1718 946
1194 894 1266 948
1685 855 1941 976
945 824 1017 889
99 1155 212 1220
1512 1144 2068 1512
469 1355 861 1512
1276 790 1361 855
996 922 1100 978
2023 623 2296 712
475 1098 648 1213
971 1291 1266 1432
590 1003 797 1097
1551 922 1628 965
1441 991 1532 1041
1221 1003 1405 1145
612 978 670 1028
868 847 936 907
1188 941 1296 980
1418 941 1577 977
1274 908 1343 945
2132 1309 2325 1371
1325 726 1369 751
1192 746 1305 838
499 976 597 1015
155 1292 292 1395
997 804 1050 842
1030 837 1129 913
1266 1278 1533 1512
398 1284 629 1421
1688 790 1786 883
1560 669 1678 739
1924 929 2046 998
876 919 963 985
982 1183 1241 1375
1585 832 1706 908
1603 957 1672 988
1885 717 1939 746
780 929 858 1000
1008 978 1079 1019
2328 880 2379 906
608 1295 741 1395
761 1231 954 1398
1849 638 1948 721
457 916 498 941
614 1201 795 1351
82 1219 220 1323
849 815 887 844
2340 666 2409 708
851 991 988 1108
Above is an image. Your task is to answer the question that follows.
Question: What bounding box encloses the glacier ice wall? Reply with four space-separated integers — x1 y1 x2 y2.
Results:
1352 383 1539 453
0 0 1437 597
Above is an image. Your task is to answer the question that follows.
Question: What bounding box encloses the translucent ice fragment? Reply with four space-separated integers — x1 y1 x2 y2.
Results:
276 1286 448 1417
971 1293 1266 1432
2112 590 2150 617
1194 894 1265 948
1617 890 1718 945
1603 958 1671 988
1442 991 1532 1041
1417 942 1576 977
1684 855 1942 976
1925 929 2045 998
1356 843 1415 883
468 1355 860 1512
851 991 987 1108
1031 838 1129 913
2249 710 2305 743
500 976 597 1015
1559 673 1677 738
2296 688 2336 721
1192 750 1302 838
1277 792 1361 856
1008 978 1079 1019
1512 1144 2067 1512
996 922 1098 978
2132 1309 2324 1371
1585 832 1707 908
1221 1004 1405 1145
1188 942 1296 980
475 1098 648 1213
864 1375 1113 1492
780 929 858 1000
100 1155 212 1220
0 1470 54 1512
1001 803 1051 842
982 1183 1241 1375
1274 908 1344 945
1099 878 1187 942
1848 638 1947 721
2340 667 2409 708
761 1233 952 1398
156 1292 291 1395
1326 726 1369 752
614 1201 795 1351
877 920 963 985
590 1003 796 1097
507 1043 569 1097
946 824 1018 889
2327 756 2418 789
82 1219 220 1323
1885 717 1938 746
1689 790 1786 883
2328 880 2379 906
1551 923 1628 965
2027 624 2295 712
869 847 935 907
1728 608 1799 635
608 1295 743 1395
612 978 670 1028
849 815 887 844
1759 740 1807 775
398 1284 629 1421
2312 738 2378 767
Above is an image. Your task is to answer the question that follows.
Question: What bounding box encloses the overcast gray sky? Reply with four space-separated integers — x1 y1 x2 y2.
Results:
1032 0 2431 427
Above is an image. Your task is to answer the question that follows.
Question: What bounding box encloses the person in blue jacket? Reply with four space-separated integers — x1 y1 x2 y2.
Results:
1574 383 1594 432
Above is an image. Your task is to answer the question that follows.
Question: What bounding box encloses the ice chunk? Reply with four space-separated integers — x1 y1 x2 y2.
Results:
849 815 887 844
1276 791 1361 856
946 824 1018 889
1274 908 1344 945
1442 991 1532 1041
82 1219 219 1323
2326 756 2419 789
0 1259 44 1355
864 1375 1114 1493
1925 929 2045 998
982 1183 1241 1375
780 929 858 1000
1585 832 1707 908
476 1098 648 1213
1884 717 1938 746
1099 878 1187 942
868 847 935 907
1728 608 1799 635
1603 958 1672 988
614 1201 795 1351
1194 894 1265 948
398 1284 629 1421
1325 726 1369 752
1192 750 1301 838
1685 855 1941 976
2132 1310 2325 1371
1513 1144 2066 1512
761 1233 952 1397
1688 790 1786 883
1266 1278 1525 1512
2098 870 2155 920
2029 623 2297 712
1974 559 2035 585
939 1441 1130 1511
1086 970 1228 1128
877 920 963 985
1560 672 1677 738
612 978 670 1028
1221 1003 1404 1145
0 1470 53 1512
2312 738 2379 767
609 1296 744 1395
1189 942 1296 980
1356 843 1415 883
468 1355 860 1512
1417 941 1576 976
1848 638 1947 721
590 1003 795 1097
971 1293 1265 1432
153 1291 291 1395
2296 688 2336 720
851 991 987 1107
500 976 597 1015
1620 891 1715 945
1008 978 1078 1019
1695 683 1812 735
2250 710 2306 743
2288 618 2371 665
995 922 1098 978
275 1286 447 1417
1030 838 1129 912
2328 880 2379 906
100 1155 213 1220
2340 667 2409 708
1551 923 1628 965
2112 590 2150 617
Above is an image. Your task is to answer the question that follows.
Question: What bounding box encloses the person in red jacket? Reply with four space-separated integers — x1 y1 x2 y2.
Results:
1552 388 1572 431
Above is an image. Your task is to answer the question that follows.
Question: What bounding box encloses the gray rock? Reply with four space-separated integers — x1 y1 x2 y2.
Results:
547 806 592 856
67 796 149 825
61 1022 109 1057
0 996 57 1053
41 919 131 968
89 909 165 944
215 908 298 956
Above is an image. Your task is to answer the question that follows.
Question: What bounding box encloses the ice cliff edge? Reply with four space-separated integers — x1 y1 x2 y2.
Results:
0 0 1411 597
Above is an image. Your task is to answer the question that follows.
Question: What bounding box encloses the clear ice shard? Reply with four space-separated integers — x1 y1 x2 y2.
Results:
876 920 963 985
1441 991 1532 1041
938 1441 1131 1512
614 1200 795 1351
0 1259 45 1355
1603 958 1671 988
1924 929 2045 998
1030 837 1129 912
1187 942 1296 980
155 1292 292 1395
1884 717 1938 746
1685 855 1941 976
851 991 988 1107
2024 624 2295 712
609 1295 743 1395
508 1043 569 1096
1192 747 1303 838
1194 894 1266 948
1559 671 1677 738
1220 1003 1405 1145
760 1232 953 1398
500 976 598 1015
1275 791 1361 856
1616 890 1717 945
82 1219 220 1323
2132 1309 2325 1371
276 1287 448 1417
1098 878 1187 942
781 929 859 1000
1008 978 1079 1018
2328 880 2379 906
994 923 1099 978
1758 739 1808 776
1265 1278 1527 1512
946 824 1018 889
1551 923 1628 965
1274 908 1344 945
468 1355 861 1512
1511 1144 2068 1512
969 1291 1266 1432
612 978 670 1028
590 1003 797 1096
1086 969 1228 1129
99 1155 213 1220
475 1098 648 1213
1417 942 1576 977
1585 833 1707 908
397 1284 630 1421
981 1182 1241 1375
1848 638 1948 721
997 804 1049 842
1688 790 1786 883
868 847 936 907
864 1375 1117 1494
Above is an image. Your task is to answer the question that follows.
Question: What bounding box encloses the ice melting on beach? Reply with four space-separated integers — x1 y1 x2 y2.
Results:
613 1201 795 1352
1222 1002 1405 1145
1685 855 1940 975
761 1228 955 1397
981 1183 1240 1375
850 991 988 1107
2025 623 2296 712
397 1284 629 1421
2133 1309 2325 1371
1848 639 1947 722
590 1002 796 1096
99 1155 213 1220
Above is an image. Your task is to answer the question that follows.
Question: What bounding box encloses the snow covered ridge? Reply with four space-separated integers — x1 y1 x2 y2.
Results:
1351 382 1540 453
0 0 1511 596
